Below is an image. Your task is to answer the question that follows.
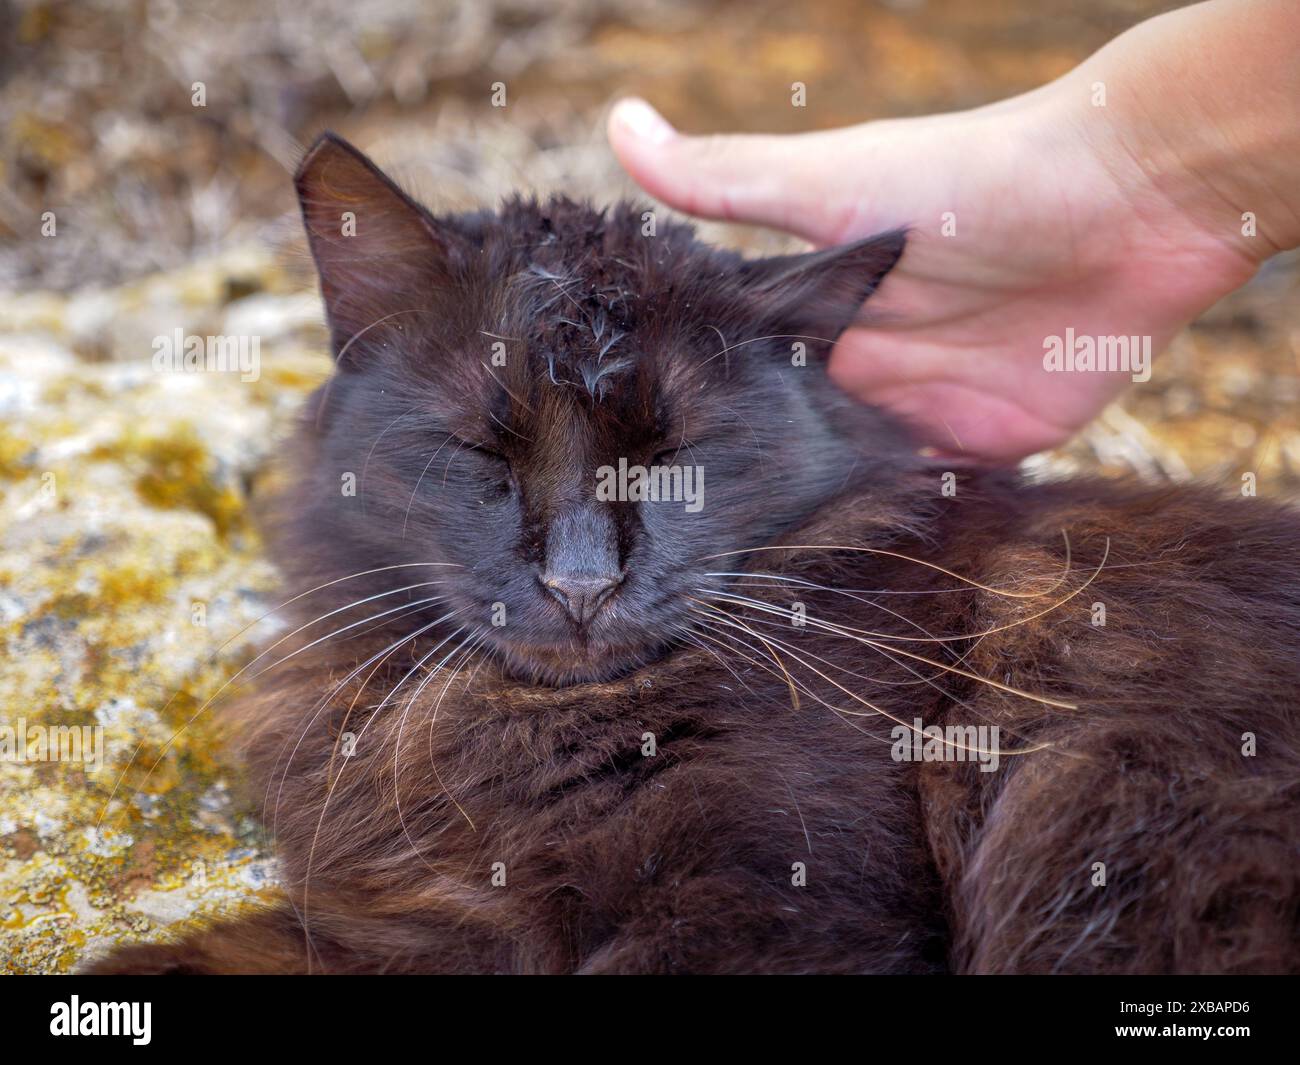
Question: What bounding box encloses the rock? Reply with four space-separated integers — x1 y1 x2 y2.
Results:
0 245 323 973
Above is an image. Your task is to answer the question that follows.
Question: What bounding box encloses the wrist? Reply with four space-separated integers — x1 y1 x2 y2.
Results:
1057 2 1300 266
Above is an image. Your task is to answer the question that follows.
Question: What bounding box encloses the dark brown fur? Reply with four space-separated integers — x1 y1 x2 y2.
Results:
87 135 1300 975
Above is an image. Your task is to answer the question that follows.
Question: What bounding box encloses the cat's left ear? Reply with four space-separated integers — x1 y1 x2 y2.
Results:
736 230 906 347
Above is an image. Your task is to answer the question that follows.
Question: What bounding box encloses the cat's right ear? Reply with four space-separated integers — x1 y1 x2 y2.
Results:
295 132 457 368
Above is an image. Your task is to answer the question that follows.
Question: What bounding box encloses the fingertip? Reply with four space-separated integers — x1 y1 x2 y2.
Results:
608 97 678 149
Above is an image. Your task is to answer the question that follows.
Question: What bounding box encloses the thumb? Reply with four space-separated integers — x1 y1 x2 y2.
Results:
607 98 860 246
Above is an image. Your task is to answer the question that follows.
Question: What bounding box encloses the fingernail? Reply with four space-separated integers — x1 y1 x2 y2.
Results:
614 98 676 145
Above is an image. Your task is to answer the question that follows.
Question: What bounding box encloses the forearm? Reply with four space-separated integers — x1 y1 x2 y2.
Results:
1059 0 1300 261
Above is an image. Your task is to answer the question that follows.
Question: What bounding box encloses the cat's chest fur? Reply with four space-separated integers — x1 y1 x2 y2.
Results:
243 557 953 973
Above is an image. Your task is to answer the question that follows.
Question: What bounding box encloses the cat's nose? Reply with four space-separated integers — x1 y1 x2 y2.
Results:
541 572 622 625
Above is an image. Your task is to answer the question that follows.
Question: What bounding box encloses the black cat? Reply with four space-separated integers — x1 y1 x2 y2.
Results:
88 134 1300 974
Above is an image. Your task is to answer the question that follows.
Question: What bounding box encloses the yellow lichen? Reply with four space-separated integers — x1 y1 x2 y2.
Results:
0 425 34 480
88 426 248 540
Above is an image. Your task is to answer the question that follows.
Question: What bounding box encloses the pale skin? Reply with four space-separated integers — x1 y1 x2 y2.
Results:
607 0 1300 463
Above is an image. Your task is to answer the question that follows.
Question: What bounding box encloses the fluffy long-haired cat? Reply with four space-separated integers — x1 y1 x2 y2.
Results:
89 133 1300 974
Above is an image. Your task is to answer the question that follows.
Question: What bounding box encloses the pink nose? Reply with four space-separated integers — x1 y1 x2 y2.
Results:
541 572 621 625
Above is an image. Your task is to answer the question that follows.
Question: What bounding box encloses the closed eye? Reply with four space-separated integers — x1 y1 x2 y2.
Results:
458 439 508 463
653 443 700 466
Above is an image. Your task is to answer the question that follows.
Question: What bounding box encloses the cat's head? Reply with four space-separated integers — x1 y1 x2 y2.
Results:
282 133 911 685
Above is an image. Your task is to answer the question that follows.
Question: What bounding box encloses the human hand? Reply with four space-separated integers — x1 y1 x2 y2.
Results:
607 3 1295 462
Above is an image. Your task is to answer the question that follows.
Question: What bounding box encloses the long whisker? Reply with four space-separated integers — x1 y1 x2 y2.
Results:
696 579 1057 749
360 407 421 517
694 594 1077 711
273 578 449 642
702 586 955 645
696 541 1073 599
701 536 1101 646
402 434 459 539
300 618 453 966
688 623 813 705
688 620 900 747
283 613 469 968
706 536 1109 698
712 575 982 597
704 536 1070 605
694 601 1033 742
242 591 453 688
691 605 1047 759
423 634 493 836
693 593 957 691
284 625 442 977
338 596 450 644
95 568 459 831
266 608 460 836
676 626 762 697
699 568 1000 689
697 333 842 369
391 627 478 842
352 620 469 748
395 629 483 785
690 622 971 756
404 628 489 842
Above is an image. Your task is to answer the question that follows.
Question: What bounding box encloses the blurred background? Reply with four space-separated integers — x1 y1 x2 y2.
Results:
1 0 1297 972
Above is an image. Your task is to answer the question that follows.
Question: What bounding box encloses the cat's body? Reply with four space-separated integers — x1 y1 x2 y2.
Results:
88 134 1300 975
